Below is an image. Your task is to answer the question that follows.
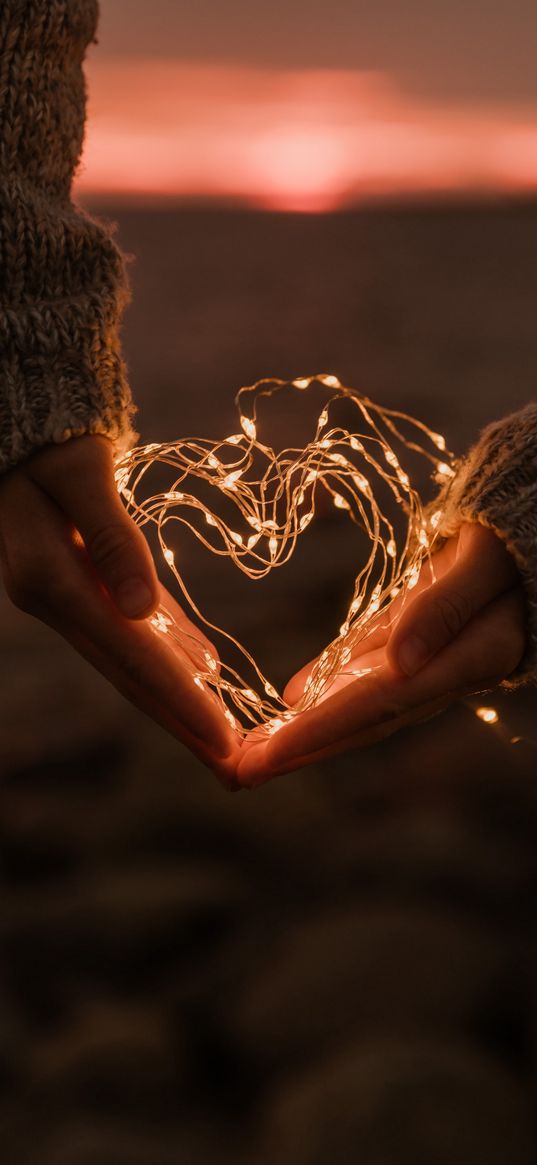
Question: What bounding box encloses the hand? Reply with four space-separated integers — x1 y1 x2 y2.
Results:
0 436 241 787
237 523 526 787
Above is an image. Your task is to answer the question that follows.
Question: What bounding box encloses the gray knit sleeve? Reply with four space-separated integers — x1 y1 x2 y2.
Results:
432 402 537 687
0 0 138 474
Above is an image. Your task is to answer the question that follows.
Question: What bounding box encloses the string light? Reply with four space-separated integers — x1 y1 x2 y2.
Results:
114 374 458 738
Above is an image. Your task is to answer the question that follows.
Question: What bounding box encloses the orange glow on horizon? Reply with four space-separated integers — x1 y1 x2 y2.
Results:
76 59 537 210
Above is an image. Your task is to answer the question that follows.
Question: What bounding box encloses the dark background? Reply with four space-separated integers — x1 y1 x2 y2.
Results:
1 198 537 1163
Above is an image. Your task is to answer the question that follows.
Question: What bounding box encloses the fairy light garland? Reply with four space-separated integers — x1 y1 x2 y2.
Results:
114 374 458 738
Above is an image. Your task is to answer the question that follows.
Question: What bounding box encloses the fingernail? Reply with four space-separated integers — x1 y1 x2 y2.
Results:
116 577 153 618
398 634 430 676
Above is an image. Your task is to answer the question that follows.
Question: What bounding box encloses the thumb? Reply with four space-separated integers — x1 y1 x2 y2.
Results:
28 435 160 620
387 522 520 677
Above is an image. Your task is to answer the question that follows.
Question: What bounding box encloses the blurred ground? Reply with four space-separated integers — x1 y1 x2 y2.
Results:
1 199 537 1164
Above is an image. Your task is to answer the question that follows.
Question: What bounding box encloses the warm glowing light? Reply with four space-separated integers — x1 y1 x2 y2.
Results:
407 567 420 590
241 416 257 440
267 718 286 735
150 611 172 635
220 470 243 490
436 462 455 481
475 706 499 725
115 374 456 736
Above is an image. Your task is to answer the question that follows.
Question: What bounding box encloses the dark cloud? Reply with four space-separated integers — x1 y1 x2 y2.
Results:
97 0 537 103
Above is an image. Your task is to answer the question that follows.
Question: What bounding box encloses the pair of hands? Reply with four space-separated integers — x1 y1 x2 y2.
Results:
0 436 525 791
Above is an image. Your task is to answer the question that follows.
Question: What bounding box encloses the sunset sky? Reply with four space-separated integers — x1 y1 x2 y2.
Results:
75 0 537 208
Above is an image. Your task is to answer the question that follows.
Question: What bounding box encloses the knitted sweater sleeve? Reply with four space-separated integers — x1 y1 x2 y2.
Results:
0 0 137 474
431 402 537 688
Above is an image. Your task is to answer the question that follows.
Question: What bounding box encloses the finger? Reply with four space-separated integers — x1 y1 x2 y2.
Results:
28 435 160 620
283 645 385 711
387 522 520 677
237 690 451 787
51 570 239 768
155 583 221 673
2 478 239 769
239 646 386 777
238 587 525 786
283 534 459 706
62 621 242 790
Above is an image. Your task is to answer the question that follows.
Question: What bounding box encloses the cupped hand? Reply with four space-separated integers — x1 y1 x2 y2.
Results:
0 436 241 787
237 523 526 787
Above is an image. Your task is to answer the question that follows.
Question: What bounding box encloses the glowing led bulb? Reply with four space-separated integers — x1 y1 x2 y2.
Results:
269 536 278 556
353 473 370 495
208 453 221 468
385 449 399 469
300 512 313 531
436 462 455 480
318 410 329 429
268 718 285 734
231 531 243 545
432 432 447 451
247 534 261 549
429 510 443 530
407 566 420 589
387 539 397 557
320 374 342 388
164 548 175 566
333 493 350 510
241 416 257 440
220 469 243 490
293 377 311 389
150 612 172 634
241 688 260 703
350 436 364 452
226 434 243 445
476 707 499 724
206 512 218 526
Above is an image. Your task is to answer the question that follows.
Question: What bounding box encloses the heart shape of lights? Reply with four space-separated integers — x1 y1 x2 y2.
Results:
114 375 456 738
